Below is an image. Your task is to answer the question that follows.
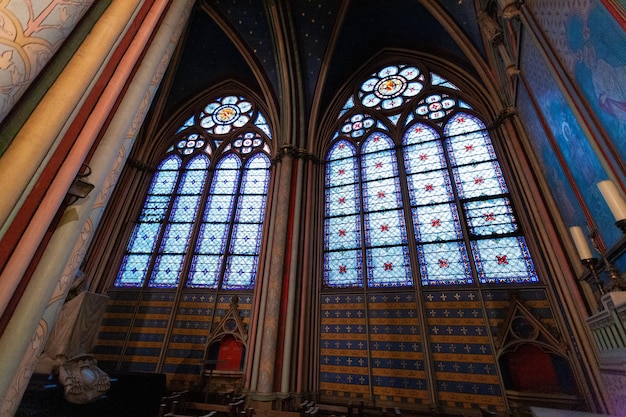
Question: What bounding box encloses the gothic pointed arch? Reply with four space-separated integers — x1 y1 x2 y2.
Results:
92 84 274 390
315 57 578 414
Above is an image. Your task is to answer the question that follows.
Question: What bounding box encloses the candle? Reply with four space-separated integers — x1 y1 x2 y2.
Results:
598 180 626 221
569 226 594 260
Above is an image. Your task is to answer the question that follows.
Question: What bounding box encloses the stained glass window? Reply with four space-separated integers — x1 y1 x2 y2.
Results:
324 63 538 287
114 94 272 289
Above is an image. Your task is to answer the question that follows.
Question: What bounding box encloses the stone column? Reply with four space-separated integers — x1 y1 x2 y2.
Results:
280 154 305 394
254 150 294 398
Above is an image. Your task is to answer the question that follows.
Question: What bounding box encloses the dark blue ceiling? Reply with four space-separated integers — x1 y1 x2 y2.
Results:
163 0 487 126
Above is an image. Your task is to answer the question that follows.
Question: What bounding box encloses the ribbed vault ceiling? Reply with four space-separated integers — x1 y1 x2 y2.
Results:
162 0 488 139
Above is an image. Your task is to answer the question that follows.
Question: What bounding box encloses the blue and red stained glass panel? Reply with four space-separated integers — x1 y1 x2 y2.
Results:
115 95 271 289
325 66 538 287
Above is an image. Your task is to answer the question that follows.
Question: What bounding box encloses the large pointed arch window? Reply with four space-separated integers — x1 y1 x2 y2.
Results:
115 95 272 289
324 63 538 287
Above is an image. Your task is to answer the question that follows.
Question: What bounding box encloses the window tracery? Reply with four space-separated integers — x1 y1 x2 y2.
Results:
324 63 538 287
114 94 272 289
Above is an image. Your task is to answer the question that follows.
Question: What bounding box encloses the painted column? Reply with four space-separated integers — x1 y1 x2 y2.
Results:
0 0 95 124
280 154 305 394
0 1 194 414
0 0 143 317
255 150 293 398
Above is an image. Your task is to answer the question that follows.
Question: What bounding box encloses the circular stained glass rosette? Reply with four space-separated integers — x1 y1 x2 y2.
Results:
416 94 457 120
176 133 206 155
359 65 423 110
340 113 375 138
199 96 253 135
233 132 264 154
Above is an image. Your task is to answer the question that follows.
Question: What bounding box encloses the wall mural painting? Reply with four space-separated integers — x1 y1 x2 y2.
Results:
520 30 622 248
526 0 626 165
0 0 94 123
516 84 585 230
566 2 626 162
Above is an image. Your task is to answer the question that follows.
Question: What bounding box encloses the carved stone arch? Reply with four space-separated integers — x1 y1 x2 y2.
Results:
494 291 566 353
495 292 584 410
201 296 248 396
206 295 248 347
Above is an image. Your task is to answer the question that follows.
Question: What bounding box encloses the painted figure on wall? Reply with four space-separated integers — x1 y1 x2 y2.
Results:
567 3 626 161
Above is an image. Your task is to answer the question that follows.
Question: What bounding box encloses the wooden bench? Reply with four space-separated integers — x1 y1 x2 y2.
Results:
254 410 301 417
316 403 358 417
165 413 217 417
158 391 190 417
186 402 232 415
381 408 401 417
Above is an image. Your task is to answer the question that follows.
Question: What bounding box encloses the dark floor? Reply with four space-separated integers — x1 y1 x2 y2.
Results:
16 373 166 417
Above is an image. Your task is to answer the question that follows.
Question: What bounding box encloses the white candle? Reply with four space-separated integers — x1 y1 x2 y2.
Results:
598 180 626 221
569 226 594 260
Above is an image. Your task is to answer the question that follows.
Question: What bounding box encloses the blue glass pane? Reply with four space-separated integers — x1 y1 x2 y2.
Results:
186 155 209 170
254 113 272 139
362 133 394 161
328 139 356 158
444 112 485 138
158 155 181 171
159 223 193 252
464 198 518 236
326 184 360 216
325 250 363 287
170 195 202 222
431 73 459 90
205 194 236 221
403 133 446 174
222 255 257 289
407 170 453 206
140 195 170 222
365 209 407 246
126 223 161 252
418 242 472 285
366 245 412 287
230 222 263 254
176 115 195 133
247 153 271 169
187 254 221 288
327 156 358 187
343 96 355 110
471 237 538 284
115 254 151 287
149 254 185 287
413 203 461 242
196 223 229 254
447 130 495 166
214 154 242 175
150 165 179 195
241 159 270 194
325 214 360 250
236 194 266 223
362 150 397 182
178 168 206 195
453 161 508 198
404 123 439 146
459 100 472 109
362 177 403 212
